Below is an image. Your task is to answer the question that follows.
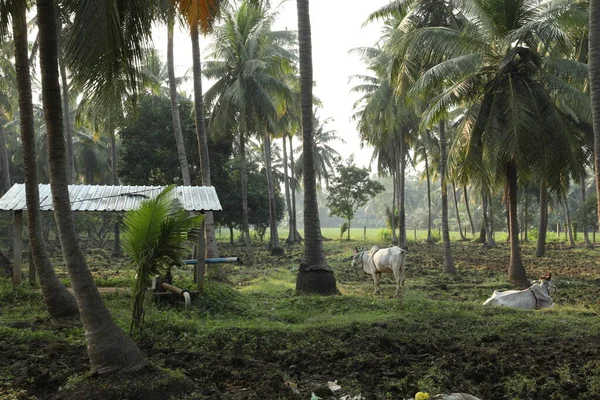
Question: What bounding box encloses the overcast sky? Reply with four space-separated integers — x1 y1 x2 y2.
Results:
156 0 390 169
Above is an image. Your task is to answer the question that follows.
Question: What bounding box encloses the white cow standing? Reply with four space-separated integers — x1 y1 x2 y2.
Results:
352 245 408 296
483 274 556 309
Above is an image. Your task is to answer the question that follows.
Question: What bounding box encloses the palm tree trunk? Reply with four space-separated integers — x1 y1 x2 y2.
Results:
13 4 78 319
452 181 466 240
391 167 398 244
582 174 593 248
536 181 548 256
55 12 75 184
0 125 10 195
505 161 527 285
463 184 475 236
295 0 337 295
283 135 295 245
439 120 455 273
37 0 147 373
425 148 433 243
289 135 302 242
263 134 283 255
239 129 255 264
168 8 191 186
191 25 218 258
398 134 406 248
591 0 600 233
564 195 576 247
482 188 495 247
480 190 487 244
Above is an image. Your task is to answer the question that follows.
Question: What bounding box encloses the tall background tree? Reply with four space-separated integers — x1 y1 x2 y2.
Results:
295 0 337 295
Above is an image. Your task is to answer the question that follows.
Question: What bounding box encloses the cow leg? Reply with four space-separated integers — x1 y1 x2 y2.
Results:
393 268 401 297
373 272 381 295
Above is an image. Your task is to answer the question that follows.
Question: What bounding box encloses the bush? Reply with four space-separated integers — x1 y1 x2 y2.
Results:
379 229 391 241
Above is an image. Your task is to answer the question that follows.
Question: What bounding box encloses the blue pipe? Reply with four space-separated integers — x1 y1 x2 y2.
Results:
183 257 240 265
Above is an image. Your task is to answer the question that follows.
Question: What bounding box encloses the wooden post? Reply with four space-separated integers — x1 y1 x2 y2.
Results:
13 210 22 285
196 217 206 294
363 226 366 241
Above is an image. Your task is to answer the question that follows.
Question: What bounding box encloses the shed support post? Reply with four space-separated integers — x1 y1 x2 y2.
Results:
196 217 206 294
13 210 22 285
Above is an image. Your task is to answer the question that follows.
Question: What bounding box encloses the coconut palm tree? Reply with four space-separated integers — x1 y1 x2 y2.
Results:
9 1 79 318
166 7 191 186
203 0 295 259
277 75 303 245
408 0 590 284
351 38 419 249
590 0 600 231
364 4 458 258
295 0 337 295
73 128 111 184
37 0 148 373
175 0 226 259
0 39 15 196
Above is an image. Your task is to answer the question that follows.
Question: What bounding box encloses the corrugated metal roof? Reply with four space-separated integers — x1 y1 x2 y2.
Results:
0 184 222 212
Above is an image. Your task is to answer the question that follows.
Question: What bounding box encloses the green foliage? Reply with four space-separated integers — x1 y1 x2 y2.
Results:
214 157 284 235
326 162 385 239
118 94 233 186
574 195 598 230
378 228 391 241
503 373 537 399
122 185 202 332
340 222 349 239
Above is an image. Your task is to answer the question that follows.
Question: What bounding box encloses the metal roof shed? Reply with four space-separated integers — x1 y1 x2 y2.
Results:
0 184 221 288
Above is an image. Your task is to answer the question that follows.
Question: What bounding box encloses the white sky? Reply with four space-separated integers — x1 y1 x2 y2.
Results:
154 0 390 169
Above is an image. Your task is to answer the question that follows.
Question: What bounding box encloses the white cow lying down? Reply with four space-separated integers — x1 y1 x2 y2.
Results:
351 245 408 296
483 274 556 309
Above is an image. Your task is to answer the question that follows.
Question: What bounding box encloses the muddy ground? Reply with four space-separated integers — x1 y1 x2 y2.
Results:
2 323 600 399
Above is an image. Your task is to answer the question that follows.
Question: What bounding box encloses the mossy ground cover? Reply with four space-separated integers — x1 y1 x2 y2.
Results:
1 237 600 399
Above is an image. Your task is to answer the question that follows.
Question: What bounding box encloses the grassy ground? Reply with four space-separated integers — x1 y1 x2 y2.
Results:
1 238 600 399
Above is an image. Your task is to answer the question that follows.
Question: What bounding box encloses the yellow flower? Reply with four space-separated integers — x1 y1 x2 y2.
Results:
415 392 430 400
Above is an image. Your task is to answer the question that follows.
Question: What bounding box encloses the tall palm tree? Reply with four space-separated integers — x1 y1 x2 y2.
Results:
276 74 303 245
295 0 337 295
73 129 111 184
409 0 589 284
166 7 191 186
288 133 302 243
262 133 284 255
175 0 225 259
352 40 418 249
37 0 147 373
10 1 79 318
439 119 455 273
56 8 75 184
592 0 600 230
204 0 295 260
412 129 437 243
